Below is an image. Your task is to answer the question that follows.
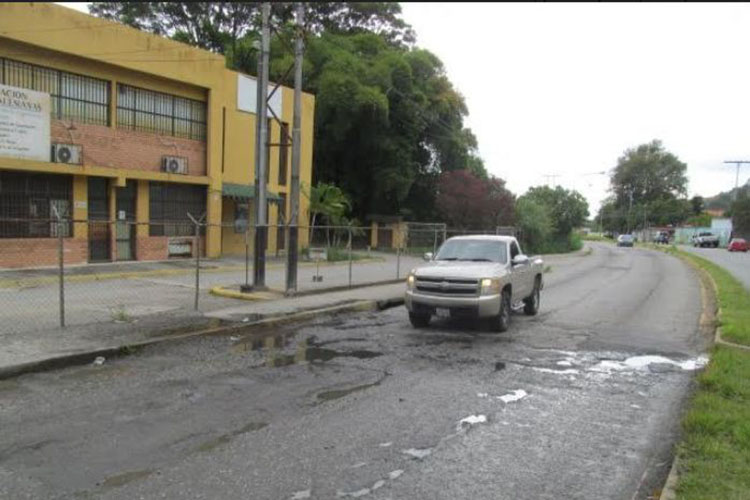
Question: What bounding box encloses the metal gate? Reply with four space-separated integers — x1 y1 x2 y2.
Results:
115 180 136 261
87 177 110 262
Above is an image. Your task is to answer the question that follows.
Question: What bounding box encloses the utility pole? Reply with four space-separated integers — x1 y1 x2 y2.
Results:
723 160 750 202
285 2 304 295
251 2 271 291
626 188 634 234
543 174 560 187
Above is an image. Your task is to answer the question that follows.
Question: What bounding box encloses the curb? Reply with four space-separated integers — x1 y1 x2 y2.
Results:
209 279 405 301
0 296 405 380
0 257 387 289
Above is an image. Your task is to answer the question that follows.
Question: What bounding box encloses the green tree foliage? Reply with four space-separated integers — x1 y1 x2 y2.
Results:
731 194 750 239
690 195 705 215
516 186 588 254
597 140 690 232
89 2 488 221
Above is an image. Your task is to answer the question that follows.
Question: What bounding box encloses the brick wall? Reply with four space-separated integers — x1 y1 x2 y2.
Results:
136 236 205 261
0 238 87 268
137 236 168 261
51 121 206 176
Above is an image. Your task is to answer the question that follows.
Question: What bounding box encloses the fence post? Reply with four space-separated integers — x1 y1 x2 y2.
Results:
57 215 65 328
194 221 200 310
348 226 353 288
244 226 250 290
396 240 401 279
187 212 205 311
433 228 438 256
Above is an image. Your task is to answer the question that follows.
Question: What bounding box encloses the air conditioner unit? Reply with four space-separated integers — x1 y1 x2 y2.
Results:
162 156 188 175
51 143 82 165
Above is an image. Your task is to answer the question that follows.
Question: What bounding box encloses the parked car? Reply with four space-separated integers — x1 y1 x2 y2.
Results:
692 232 720 248
728 238 748 252
616 234 634 247
654 231 670 244
405 235 543 332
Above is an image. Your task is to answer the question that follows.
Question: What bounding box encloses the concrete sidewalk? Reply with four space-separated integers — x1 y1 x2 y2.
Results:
0 281 406 379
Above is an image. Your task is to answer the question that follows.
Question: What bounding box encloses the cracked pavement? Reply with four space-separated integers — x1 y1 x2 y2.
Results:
0 243 711 499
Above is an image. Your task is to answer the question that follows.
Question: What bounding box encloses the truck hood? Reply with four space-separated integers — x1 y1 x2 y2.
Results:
412 261 509 280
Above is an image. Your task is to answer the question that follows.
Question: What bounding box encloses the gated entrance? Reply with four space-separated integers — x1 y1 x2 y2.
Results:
115 180 137 261
87 177 110 262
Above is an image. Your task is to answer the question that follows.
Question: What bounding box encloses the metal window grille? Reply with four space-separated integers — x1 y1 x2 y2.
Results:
0 171 73 238
116 83 206 141
148 182 206 236
0 57 110 126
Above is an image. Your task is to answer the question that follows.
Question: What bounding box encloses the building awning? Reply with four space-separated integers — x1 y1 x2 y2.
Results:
222 183 282 202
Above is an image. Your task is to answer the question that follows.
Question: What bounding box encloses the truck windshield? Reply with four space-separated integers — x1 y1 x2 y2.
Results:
435 239 508 264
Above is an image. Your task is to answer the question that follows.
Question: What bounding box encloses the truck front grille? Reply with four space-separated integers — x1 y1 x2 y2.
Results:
415 277 479 296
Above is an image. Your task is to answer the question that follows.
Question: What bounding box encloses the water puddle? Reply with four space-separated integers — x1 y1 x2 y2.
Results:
194 422 268 453
291 490 312 499
317 380 382 402
99 469 154 490
457 414 487 431
232 331 382 368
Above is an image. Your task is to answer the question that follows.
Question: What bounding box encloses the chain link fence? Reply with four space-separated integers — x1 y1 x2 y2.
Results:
0 216 513 336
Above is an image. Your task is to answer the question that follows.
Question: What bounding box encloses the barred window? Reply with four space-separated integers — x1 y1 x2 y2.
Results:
117 84 206 141
0 57 110 126
0 171 73 238
149 182 206 237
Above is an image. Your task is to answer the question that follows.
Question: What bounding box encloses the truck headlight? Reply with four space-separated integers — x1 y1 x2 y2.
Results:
407 274 415 290
480 278 501 295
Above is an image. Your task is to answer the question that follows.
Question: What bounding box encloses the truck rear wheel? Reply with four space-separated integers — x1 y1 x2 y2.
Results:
524 278 541 316
409 312 430 328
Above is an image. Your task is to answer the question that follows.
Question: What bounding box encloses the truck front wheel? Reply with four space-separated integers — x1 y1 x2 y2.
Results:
524 278 541 316
490 289 511 333
409 312 431 328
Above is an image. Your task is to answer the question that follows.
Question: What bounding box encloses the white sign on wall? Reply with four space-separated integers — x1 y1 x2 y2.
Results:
237 74 283 118
0 84 51 162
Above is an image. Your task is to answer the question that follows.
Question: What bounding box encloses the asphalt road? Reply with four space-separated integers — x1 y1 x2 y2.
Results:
681 244 750 290
0 243 711 500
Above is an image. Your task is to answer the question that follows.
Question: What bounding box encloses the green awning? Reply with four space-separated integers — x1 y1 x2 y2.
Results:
222 183 282 201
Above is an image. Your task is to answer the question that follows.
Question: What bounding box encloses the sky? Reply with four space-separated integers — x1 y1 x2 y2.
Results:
58 2 750 213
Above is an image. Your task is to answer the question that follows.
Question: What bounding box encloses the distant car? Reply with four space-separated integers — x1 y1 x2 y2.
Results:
728 238 748 252
617 234 634 247
654 232 670 244
692 232 720 248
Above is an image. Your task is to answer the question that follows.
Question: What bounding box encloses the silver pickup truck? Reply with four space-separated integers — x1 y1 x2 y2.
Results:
405 235 544 332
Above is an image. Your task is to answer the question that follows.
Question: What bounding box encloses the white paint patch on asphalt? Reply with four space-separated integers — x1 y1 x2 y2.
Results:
378 442 392 447
498 389 528 403
291 490 311 499
371 480 386 491
350 462 367 469
337 488 370 498
532 367 580 375
477 392 489 398
556 359 574 367
457 414 487 431
591 355 708 373
402 448 432 459
388 470 404 480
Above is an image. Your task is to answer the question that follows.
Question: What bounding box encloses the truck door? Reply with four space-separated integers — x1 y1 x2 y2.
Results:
509 240 530 301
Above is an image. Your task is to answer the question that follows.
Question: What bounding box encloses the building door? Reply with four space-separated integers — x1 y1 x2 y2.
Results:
87 177 110 262
115 180 137 261
378 226 393 249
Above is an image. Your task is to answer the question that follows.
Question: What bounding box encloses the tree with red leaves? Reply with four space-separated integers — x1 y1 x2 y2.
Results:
436 170 515 229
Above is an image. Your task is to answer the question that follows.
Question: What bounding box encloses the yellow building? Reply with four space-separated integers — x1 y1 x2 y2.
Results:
0 3 314 268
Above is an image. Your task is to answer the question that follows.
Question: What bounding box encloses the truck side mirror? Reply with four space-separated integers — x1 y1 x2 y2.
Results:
423 252 433 261
512 254 529 266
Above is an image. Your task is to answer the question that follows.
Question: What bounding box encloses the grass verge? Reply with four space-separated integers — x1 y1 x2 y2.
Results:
649 244 750 499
